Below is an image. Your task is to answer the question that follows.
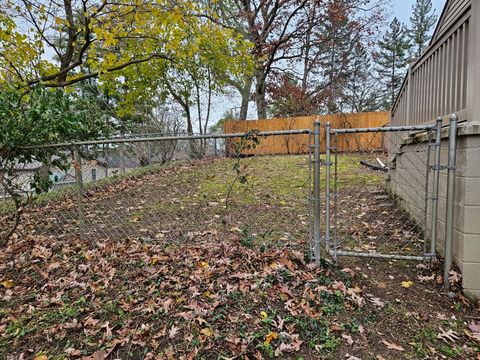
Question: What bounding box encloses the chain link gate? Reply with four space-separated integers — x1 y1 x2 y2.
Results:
321 121 444 262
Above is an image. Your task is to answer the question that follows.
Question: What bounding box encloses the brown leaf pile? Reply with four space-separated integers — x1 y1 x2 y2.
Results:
1 234 360 359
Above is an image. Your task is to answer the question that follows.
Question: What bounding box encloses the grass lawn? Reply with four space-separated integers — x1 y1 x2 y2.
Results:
1 154 479 359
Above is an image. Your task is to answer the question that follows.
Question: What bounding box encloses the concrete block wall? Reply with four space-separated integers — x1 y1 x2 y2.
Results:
389 124 480 297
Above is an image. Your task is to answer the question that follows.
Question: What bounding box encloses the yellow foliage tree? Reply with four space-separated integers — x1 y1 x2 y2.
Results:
0 0 252 91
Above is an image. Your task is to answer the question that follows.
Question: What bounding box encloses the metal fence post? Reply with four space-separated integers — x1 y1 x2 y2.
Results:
121 144 126 175
73 145 86 240
325 123 332 254
430 117 443 257
214 138 218 156
444 113 458 288
313 121 321 265
147 142 152 165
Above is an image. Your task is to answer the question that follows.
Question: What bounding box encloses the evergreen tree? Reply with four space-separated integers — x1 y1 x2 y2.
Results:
408 0 438 57
343 43 382 112
315 1 358 114
376 18 411 110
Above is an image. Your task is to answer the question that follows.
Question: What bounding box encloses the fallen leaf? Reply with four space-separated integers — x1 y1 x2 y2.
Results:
81 345 116 360
84 317 100 327
417 274 435 282
449 270 461 286
346 355 361 360
1 280 14 289
200 327 214 337
198 261 209 268
370 297 385 308
264 331 278 345
468 322 480 342
401 281 413 288
65 348 81 356
437 327 459 343
34 355 48 360
329 324 343 333
382 340 405 351
169 325 180 339
342 333 354 345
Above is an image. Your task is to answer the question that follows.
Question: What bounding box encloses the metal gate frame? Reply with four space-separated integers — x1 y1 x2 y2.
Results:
326 122 440 262
312 114 459 287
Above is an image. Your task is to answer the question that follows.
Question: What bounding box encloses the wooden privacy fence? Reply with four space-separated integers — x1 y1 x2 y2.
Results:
224 112 390 155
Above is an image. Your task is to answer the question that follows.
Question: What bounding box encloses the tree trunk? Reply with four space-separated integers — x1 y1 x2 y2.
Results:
194 78 205 157
255 71 267 119
239 76 253 120
185 108 198 158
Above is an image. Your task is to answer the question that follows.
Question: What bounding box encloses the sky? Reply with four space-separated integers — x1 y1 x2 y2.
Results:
393 0 445 24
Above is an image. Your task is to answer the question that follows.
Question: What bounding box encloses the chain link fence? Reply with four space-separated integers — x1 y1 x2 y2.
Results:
1 130 314 254
2 115 460 288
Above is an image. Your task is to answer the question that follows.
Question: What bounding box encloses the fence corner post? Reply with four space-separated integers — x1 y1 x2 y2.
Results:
73 145 86 240
313 120 321 265
444 113 458 289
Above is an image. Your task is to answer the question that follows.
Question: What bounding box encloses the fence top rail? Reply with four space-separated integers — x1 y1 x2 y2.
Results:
24 129 313 149
330 124 436 135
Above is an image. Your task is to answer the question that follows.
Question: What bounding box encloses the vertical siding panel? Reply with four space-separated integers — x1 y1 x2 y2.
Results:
425 59 430 121
462 20 469 109
455 26 462 111
414 69 420 123
420 64 425 123
440 42 446 116
435 47 441 118
451 31 458 113
427 59 432 121
432 50 438 119
425 61 430 121
418 65 424 123
446 37 453 115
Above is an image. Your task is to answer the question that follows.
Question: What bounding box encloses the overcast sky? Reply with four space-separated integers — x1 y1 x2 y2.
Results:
394 0 445 25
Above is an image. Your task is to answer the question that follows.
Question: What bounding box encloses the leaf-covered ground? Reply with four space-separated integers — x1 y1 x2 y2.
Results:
1 155 480 359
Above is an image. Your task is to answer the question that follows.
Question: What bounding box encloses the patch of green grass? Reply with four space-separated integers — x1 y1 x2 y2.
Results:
419 326 437 342
40 303 80 325
274 313 342 354
4 317 32 339
320 290 345 315
405 325 439 358
2 297 89 345
439 345 463 358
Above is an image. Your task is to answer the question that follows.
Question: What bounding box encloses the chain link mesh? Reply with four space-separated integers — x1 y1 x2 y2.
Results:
327 126 440 260
1 132 313 255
